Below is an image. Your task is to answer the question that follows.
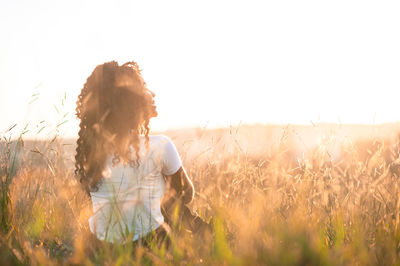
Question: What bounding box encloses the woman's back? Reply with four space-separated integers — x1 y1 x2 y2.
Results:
88 135 181 243
76 61 209 247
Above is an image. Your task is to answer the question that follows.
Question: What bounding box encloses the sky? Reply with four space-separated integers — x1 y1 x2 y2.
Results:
0 0 399 138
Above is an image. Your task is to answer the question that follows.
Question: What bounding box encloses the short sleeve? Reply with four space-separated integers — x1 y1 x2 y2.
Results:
161 137 182 176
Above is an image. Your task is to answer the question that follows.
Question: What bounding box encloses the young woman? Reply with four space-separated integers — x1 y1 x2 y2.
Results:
75 61 210 246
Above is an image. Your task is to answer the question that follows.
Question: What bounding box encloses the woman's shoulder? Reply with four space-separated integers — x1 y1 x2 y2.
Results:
138 135 174 153
140 135 177 161
146 134 174 145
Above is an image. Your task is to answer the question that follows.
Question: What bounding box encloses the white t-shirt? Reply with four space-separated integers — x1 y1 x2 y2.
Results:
88 135 182 243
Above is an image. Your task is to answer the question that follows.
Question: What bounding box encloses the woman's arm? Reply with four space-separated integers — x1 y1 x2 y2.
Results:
165 166 195 204
162 167 211 234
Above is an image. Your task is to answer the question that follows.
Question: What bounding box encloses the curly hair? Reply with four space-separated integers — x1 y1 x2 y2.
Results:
75 61 156 192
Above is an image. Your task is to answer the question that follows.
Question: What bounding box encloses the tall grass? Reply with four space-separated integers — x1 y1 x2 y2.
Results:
1 123 400 265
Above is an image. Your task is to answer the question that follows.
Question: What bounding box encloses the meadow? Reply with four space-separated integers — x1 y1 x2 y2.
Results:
1 123 400 265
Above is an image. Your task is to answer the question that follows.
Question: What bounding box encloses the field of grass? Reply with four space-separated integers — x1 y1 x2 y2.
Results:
1 123 400 265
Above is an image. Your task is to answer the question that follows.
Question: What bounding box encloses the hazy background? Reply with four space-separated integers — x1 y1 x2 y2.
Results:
1 0 399 138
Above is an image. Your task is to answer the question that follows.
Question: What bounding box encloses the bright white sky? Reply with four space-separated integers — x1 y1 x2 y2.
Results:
0 0 399 138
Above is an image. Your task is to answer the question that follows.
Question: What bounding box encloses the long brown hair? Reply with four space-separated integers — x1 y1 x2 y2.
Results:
75 61 155 192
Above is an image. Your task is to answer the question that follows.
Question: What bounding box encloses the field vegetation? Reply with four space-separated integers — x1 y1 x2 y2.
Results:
1 123 400 265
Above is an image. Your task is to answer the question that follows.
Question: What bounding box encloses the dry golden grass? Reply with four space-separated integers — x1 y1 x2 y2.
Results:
1 123 400 265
